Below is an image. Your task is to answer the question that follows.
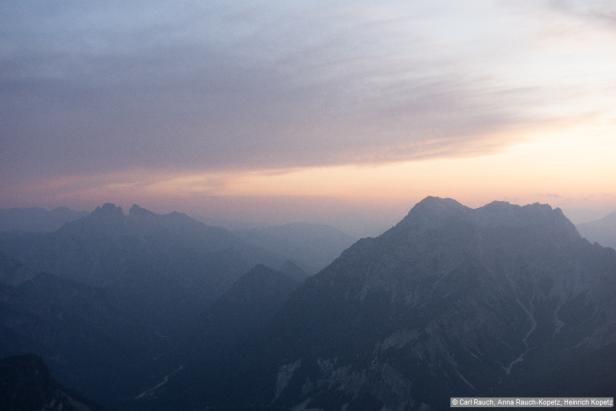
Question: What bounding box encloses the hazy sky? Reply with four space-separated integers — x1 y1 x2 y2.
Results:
2 0 616 235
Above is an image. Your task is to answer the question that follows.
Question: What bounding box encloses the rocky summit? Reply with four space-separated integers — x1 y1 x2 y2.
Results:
260 198 616 410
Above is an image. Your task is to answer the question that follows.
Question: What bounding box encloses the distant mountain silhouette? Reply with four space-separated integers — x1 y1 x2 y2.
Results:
0 272 164 404
578 212 616 250
0 204 284 407
0 204 282 334
161 197 616 410
0 207 86 232
0 354 103 411
235 222 356 273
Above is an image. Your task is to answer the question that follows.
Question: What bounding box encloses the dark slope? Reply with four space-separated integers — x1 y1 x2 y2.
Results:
195 264 300 349
177 197 616 410
0 354 103 411
135 265 300 411
0 251 35 285
0 272 164 404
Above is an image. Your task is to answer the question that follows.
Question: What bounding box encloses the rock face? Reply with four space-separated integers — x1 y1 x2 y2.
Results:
0 354 102 411
214 197 616 410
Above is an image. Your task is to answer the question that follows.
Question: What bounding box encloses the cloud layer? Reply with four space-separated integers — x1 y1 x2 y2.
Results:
2 0 616 221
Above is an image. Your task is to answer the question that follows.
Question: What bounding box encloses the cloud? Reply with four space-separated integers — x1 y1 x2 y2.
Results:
549 0 616 27
0 0 613 188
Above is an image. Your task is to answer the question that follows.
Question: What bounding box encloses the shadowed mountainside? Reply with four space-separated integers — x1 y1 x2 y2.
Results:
0 354 103 411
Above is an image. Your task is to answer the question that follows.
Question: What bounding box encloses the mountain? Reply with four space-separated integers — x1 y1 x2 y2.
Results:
0 203 282 336
235 223 356 273
0 207 86 232
0 251 35 285
129 264 300 410
5 198 616 410
279 259 309 282
577 212 616 250
163 197 616 410
0 204 286 407
0 354 103 411
195 264 299 348
0 272 164 404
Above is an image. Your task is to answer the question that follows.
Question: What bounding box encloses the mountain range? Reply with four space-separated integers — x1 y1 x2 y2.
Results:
0 204 282 332
1 197 615 410
236 223 356 273
0 204 285 405
152 197 616 410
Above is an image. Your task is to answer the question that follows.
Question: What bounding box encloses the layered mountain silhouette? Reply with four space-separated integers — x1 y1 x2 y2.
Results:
278 259 310 282
0 204 282 334
578 212 616 250
0 354 103 411
155 197 616 410
235 223 356 273
2 197 616 411
0 204 284 406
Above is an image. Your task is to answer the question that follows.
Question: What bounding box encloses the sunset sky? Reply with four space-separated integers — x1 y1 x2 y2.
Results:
2 0 616 235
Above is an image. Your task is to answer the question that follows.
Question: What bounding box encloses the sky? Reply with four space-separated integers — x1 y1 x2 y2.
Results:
1 0 616 236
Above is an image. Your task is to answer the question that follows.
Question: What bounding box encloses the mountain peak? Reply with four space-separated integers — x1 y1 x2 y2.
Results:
401 196 469 226
393 197 579 241
480 200 552 213
128 204 156 217
91 203 124 218
415 196 465 209
477 201 575 232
